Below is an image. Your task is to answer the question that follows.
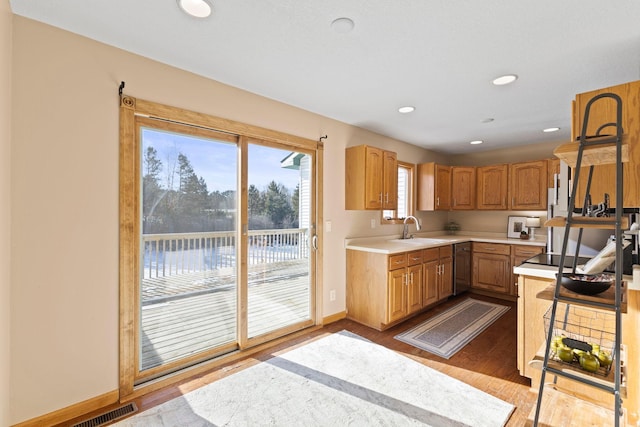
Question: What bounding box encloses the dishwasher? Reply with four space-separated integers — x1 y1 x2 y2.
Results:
453 242 471 295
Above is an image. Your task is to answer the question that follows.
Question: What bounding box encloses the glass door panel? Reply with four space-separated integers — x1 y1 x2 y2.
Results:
246 143 314 340
137 122 239 381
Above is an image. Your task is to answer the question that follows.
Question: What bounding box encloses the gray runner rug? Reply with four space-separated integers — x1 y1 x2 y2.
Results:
395 298 510 359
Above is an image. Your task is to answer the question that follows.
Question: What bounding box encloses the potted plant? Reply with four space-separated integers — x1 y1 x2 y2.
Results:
444 221 461 235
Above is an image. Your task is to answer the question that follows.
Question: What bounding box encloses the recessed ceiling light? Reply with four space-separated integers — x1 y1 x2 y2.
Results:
470 140 483 145
492 74 518 86
177 0 212 18
331 17 355 33
398 106 415 114
543 127 561 133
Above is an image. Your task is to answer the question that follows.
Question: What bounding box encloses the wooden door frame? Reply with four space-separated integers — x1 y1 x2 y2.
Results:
118 94 323 401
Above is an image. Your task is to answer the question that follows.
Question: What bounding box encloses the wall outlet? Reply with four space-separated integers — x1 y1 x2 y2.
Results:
370 218 376 228
329 290 336 301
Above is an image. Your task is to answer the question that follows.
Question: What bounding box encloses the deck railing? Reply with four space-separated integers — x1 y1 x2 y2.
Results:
142 229 309 279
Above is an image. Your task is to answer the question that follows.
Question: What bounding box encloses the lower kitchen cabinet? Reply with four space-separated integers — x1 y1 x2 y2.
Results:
387 251 423 323
346 246 450 331
510 245 544 295
423 246 453 304
516 275 620 409
472 242 511 294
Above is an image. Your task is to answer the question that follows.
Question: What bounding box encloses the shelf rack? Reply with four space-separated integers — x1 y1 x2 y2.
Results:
532 92 626 426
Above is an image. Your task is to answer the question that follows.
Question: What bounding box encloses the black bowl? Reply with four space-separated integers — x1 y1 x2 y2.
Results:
559 273 613 295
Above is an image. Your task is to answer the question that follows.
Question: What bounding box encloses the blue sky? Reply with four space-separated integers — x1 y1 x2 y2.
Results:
142 128 301 193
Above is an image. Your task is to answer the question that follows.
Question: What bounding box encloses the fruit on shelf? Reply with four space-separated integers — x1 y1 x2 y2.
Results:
556 346 575 363
572 348 587 361
594 350 613 368
579 353 601 373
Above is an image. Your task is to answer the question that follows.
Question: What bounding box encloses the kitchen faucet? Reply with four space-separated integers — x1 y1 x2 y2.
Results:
402 216 421 239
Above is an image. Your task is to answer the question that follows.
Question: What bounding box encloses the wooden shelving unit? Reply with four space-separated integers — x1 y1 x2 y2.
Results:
544 216 628 230
536 282 628 313
553 135 629 167
532 92 626 426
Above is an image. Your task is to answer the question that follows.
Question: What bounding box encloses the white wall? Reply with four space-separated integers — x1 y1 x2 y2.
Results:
9 16 451 424
0 1 11 426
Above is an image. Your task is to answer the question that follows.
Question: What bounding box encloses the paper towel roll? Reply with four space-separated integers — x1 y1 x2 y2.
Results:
631 265 640 291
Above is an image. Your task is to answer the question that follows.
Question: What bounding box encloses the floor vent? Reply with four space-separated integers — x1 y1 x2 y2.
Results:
72 402 137 427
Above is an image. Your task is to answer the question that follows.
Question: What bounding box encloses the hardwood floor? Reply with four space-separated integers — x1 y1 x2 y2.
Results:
61 293 539 426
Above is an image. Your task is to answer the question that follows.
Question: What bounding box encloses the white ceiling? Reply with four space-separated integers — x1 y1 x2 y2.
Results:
9 0 640 153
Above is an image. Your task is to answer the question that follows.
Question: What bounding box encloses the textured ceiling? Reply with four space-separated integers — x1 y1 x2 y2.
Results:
10 0 640 153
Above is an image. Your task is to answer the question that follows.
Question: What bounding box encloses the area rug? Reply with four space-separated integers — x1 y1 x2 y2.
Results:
115 330 514 426
395 298 510 359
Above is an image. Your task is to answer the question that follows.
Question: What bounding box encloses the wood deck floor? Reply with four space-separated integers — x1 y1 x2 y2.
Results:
140 259 311 371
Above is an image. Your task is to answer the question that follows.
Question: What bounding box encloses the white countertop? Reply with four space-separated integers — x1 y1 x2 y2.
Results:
344 232 546 254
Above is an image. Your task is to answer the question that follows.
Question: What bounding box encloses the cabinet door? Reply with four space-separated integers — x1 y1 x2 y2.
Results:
451 166 476 210
417 163 451 211
476 164 508 210
435 165 452 210
511 245 544 296
364 146 384 210
387 269 407 323
422 259 439 307
438 257 453 300
547 158 560 189
407 264 423 314
472 252 511 293
382 150 398 210
572 81 640 208
509 160 548 210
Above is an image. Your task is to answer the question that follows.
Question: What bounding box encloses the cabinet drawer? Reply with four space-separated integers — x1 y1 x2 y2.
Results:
513 245 544 258
473 242 511 256
423 248 439 262
388 253 407 270
439 245 453 258
407 250 423 266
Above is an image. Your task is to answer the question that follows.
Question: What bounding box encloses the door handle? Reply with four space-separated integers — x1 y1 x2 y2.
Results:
312 235 318 251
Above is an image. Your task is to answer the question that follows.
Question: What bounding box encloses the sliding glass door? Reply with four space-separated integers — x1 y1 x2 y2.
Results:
129 116 316 385
245 142 314 343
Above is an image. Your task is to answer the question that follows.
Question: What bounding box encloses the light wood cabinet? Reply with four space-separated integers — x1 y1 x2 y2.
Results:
451 166 476 210
472 242 511 294
387 267 408 323
516 275 623 409
423 256 439 307
423 246 453 304
571 80 640 208
417 163 451 211
476 164 508 210
547 158 560 189
345 145 397 210
346 246 451 330
510 245 544 296
509 160 548 210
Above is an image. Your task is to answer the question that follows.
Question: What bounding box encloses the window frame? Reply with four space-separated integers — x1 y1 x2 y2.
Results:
382 161 415 224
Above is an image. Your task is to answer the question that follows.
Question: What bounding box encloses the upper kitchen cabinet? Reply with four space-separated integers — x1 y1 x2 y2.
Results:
570 80 640 208
451 166 476 210
509 160 548 210
476 164 508 210
547 158 560 188
345 145 398 210
417 163 451 211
